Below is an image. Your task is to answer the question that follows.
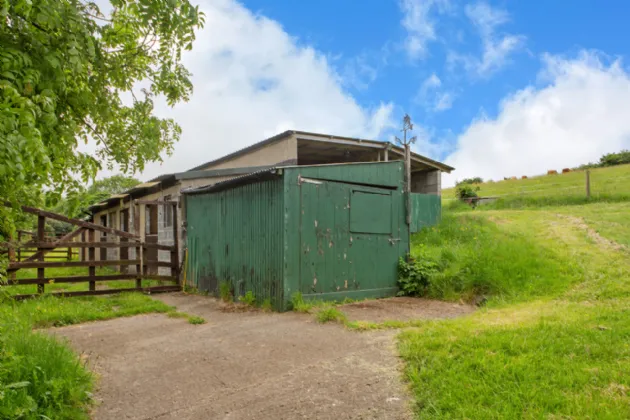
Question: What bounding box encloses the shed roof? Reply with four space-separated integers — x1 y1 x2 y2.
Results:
188 130 454 173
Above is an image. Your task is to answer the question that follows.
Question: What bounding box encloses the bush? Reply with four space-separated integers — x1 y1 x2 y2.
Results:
455 184 480 200
397 256 437 297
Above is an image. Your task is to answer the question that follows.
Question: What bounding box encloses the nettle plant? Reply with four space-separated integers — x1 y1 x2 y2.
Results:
0 0 205 235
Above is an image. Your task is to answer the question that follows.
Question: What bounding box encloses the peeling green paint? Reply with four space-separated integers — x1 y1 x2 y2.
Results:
185 161 413 311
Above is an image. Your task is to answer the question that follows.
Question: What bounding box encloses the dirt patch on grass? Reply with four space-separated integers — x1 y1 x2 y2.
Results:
338 297 475 323
52 293 412 420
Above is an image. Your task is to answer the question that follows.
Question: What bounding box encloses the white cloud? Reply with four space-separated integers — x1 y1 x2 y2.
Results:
341 54 379 91
416 73 455 112
434 92 454 111
444 51 630 186
94 0 394 181
422 73 442 90
400 0 450 59
450 2 525 77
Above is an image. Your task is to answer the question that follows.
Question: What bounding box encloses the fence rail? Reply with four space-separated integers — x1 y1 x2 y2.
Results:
1 202 181 299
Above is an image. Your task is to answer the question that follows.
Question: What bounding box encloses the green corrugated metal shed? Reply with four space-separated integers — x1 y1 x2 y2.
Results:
184 161 440 311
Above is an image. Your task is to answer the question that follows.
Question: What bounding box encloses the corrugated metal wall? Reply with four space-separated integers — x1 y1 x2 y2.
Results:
283 162 409 303
185 177 285 310
410 193 441 232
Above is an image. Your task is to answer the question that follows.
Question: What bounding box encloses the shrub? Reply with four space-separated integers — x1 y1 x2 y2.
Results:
455 184 480 200
238 291 256 306
397 256 437 297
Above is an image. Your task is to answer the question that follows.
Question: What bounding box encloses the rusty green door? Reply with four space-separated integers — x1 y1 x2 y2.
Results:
298 179 402 298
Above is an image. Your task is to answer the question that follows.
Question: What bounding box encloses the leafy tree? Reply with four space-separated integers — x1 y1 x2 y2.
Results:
599 150 630 167
0 0 204 236
457 177 483 185
50 175 140 219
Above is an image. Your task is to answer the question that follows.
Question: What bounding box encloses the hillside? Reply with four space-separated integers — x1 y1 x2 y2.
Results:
399 202 630 418
443 163 630 208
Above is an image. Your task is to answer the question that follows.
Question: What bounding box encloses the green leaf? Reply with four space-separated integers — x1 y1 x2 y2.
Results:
4 381 31 389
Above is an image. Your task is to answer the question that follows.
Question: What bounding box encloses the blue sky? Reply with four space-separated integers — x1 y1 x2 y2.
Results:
240 0 629 160
119 0 630 186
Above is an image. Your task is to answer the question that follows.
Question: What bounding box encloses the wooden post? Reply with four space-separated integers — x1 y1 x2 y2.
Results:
135 202 145 288
171 202 179 283
88 229 96 291
37 215 45 294
8 232 16 283
586 169 591 199
17 231 21 262
81 231 86 261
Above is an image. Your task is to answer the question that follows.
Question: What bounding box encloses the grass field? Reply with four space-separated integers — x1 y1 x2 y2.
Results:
443 163 630 208
397 202 630 418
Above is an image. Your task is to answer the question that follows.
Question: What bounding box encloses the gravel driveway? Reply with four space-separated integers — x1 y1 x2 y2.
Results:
54 294 414 420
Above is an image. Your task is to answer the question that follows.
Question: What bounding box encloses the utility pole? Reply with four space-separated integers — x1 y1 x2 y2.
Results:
395 115 416 245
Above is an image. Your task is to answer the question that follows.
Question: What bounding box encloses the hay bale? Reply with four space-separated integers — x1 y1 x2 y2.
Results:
562 168 571 173
547 169 558 175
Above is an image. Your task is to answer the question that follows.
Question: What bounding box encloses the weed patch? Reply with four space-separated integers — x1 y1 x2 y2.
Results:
260 298 273 312
238 291 256 306
187 316 206 325
316 307 347 324
218 281 232 303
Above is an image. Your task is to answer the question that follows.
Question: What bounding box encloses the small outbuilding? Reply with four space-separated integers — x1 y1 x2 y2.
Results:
183 161 414 310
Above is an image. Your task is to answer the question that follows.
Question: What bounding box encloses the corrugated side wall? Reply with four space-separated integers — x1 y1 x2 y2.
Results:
410 193 442 233
185 177 285 310
282 161 409 304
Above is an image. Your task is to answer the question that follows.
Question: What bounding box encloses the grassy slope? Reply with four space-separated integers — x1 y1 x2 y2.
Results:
0 267 176 419
443 163 630 208
399 204 630 419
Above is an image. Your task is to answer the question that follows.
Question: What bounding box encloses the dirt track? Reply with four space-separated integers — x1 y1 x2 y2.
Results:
53 294 471 420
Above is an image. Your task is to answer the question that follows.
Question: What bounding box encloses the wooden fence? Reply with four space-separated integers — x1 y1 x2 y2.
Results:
1 202 180 299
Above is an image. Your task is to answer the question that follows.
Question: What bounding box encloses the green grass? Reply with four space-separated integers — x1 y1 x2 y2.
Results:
398 204 630 419
443 163 630 209
411 213 583 304
316 307 347 324
0 265 185 418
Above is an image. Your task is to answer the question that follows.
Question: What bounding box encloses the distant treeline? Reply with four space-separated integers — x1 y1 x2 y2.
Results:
576 150 630 170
